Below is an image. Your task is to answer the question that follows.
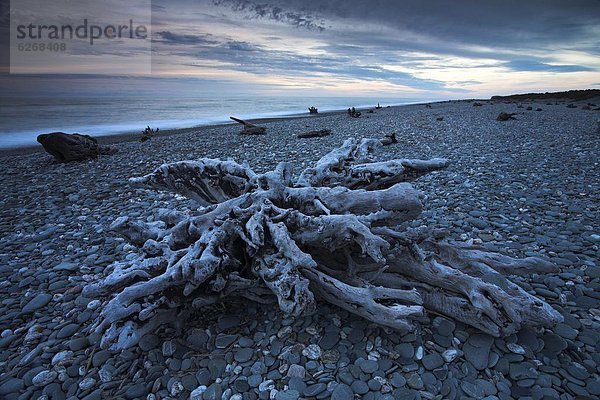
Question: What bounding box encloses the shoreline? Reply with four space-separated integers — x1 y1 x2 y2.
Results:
0 101 449 156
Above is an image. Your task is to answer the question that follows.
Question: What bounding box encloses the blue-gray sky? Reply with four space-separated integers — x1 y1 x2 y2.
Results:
2 0 600 98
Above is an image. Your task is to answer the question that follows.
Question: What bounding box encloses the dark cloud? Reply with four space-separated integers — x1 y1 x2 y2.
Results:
213 0 326 31
227 41 261 51
213 0 600 59
505 60 594 73
155 31 218 45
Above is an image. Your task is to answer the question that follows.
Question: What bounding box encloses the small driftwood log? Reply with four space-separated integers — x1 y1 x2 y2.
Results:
308 107 318 114
84 138 562 350
473 102 483 107
496 112 517 121
230 116 267 135
380 132 397 146
297 129 331 139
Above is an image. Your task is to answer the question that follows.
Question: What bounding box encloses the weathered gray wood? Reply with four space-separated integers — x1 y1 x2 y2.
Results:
84 138 562 350
297 129 331 138
230 116 267 135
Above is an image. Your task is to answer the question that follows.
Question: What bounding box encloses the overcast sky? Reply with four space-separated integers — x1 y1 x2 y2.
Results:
2 0 600 98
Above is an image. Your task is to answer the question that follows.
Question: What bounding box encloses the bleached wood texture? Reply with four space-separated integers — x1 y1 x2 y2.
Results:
84 138 562 350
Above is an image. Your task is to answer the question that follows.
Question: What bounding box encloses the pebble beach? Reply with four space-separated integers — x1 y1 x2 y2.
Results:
0 99 599 400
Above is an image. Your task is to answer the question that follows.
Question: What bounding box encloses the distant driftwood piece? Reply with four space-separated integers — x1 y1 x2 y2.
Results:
375 103 382 109
141 126 159 142
496 112 517 121
37 132 117 162
380 132 397 146
308 106 318 114
473 102 483 107
84 138 562 351
230 116 267 135
347 107 361 118
297 129 331 139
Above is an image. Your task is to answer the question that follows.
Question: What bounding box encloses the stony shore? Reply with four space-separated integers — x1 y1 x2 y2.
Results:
0 99 599 400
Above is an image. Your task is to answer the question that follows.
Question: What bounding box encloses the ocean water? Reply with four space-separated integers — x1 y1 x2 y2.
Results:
0 94 422 149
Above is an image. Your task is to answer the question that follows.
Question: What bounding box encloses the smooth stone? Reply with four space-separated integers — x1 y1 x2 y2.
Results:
461 380 485 398
288 378 306 394
195 369 211 385
56 323 80 339
187 329 209 349
390 372 406 387
542 334 567 353
406 373 424 390
357 358 379 374
248 374 262 388
68 337 89 351
304 383 327 396
234 348 254 363
442 349 462 363
509 362 538 380
78 377 96 390
55 262 78 271
331 383 353 400
587 380 600 396
0 378 24 395
553 323 578 340
506 343 525 355
319 331 339 350
32 370 57 386
422 353 444 370
348 328 364 343
567 365 589 380
368 378 382 391
22 293 52 313
396 343 414 358
162 340 176 356
208 358 227 379
287 364 306 379
464 334 493 370
125 383 148 399
275 389 300 400
215 334 238 349
351 380 369 395
203 383 222 400
433 317 456 336
92 350 110 367
302 344 321 360
190 386 207 400
139 334 160 351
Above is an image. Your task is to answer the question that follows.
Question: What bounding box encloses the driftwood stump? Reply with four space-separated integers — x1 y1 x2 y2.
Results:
83 139 562 350
140 126 158 142
230 117 267 135
37 132 117 162
380 132 397 146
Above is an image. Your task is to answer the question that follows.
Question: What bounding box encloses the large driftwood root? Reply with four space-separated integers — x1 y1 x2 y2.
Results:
84 138 562 350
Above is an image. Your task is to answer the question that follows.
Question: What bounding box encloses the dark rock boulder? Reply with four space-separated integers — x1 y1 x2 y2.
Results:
37 132 117 162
